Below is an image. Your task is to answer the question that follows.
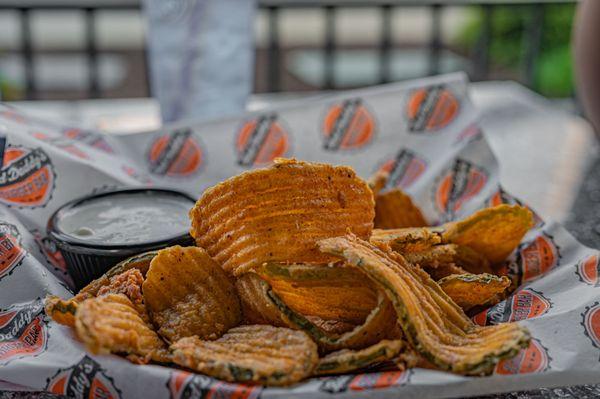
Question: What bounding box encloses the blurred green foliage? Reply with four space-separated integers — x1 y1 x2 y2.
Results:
457 4 576 97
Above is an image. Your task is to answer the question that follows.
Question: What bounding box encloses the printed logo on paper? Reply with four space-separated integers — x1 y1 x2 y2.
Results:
506 234 560 285
236 114 289 166
121 164 154 185
63 128 115 154
377 149 427 190
494 338 550 375
319 370 410 394
0 222 26 280
46 355 121 399
148 129 203 177
455 124 482 144
435 159 487 218
473 288 551 326
576 254 600 287
0 109 27 124
487 187 544 228
406 85 459 133
168 370 262 399
31 228 67 275
0 146 56 208
0 299 47 364
582 302 600 356
31 132 89 160
322 98 375 151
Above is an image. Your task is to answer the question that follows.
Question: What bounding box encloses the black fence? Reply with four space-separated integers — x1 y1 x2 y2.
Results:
0 0 578 100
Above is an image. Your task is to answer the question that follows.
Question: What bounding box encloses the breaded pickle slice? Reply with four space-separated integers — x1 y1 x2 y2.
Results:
256 262 378 324
318 234 530 375
371 227 443 253
170 325 318 386
314 339 404 375
403 244 492 275
142 246 241 342
189 159 375 276
235 273 395 353
438 273 510 311
75 293 169 364
442 205 534 264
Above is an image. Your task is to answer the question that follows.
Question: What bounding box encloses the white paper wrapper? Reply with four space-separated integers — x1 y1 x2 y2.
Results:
0 73 598 398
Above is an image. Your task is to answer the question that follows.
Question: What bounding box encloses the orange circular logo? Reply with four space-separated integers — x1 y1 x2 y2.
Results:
0 146 55 208
168 370 261 399
62 128 115 154
577 254 600 287
148 129 203 177
473 288 551 326
495 338 550 375
378 149 427 190
518 234 559 283
46 355 121 399
322 99 375 150
0 300 47 365
320 370 410 394
0 223 25 280
582 302 600 353
435 159 487 217
407 85 459 132
236 114 289 166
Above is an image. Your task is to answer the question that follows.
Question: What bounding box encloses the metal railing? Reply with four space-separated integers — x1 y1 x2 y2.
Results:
0 0 578 100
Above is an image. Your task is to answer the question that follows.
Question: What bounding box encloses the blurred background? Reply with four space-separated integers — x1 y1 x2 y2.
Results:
0 0 576 101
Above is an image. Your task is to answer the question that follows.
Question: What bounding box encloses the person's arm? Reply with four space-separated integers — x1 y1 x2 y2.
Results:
574 0 600 134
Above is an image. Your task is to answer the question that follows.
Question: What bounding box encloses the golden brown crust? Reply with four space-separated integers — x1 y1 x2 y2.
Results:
438 273 510 311
318 234 531 375
189 159 375 276
75 293 169 364
170 325 318 386
142 246 241 342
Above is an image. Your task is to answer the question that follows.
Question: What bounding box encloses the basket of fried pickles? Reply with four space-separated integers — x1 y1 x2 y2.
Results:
46 158 534 386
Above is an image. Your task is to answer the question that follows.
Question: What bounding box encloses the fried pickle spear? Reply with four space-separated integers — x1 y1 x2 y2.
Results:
441 204 534 265
318 234 530 375
235 273 395 352
142 246 241 342
256 263 378 324
438 273 510 311
170 325 318 386
314 340 405 376
371 227 443 253
189 159 375 276
45 268 148 327
75 293 169 364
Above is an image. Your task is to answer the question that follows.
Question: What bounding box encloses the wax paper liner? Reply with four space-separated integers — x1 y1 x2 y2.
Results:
0 73 598 399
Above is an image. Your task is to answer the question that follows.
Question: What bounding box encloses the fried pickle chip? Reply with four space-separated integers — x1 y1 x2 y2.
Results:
75 250 158 302
403 244 492 275
142 246 241 342
45 295 78 327
425 262 468 281
171 325 318 386
235 273 287 327
438 273 510 311
46 268 149 327
374 188 428 229
314 340 405 376
318 234 530 375
371 227 443 253
189 159 375 276
442 205 534 264
256 263 378 324
75 293 169 364
235 273 395 352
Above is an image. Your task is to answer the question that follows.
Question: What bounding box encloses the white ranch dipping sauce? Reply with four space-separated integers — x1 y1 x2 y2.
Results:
56 191 193 245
